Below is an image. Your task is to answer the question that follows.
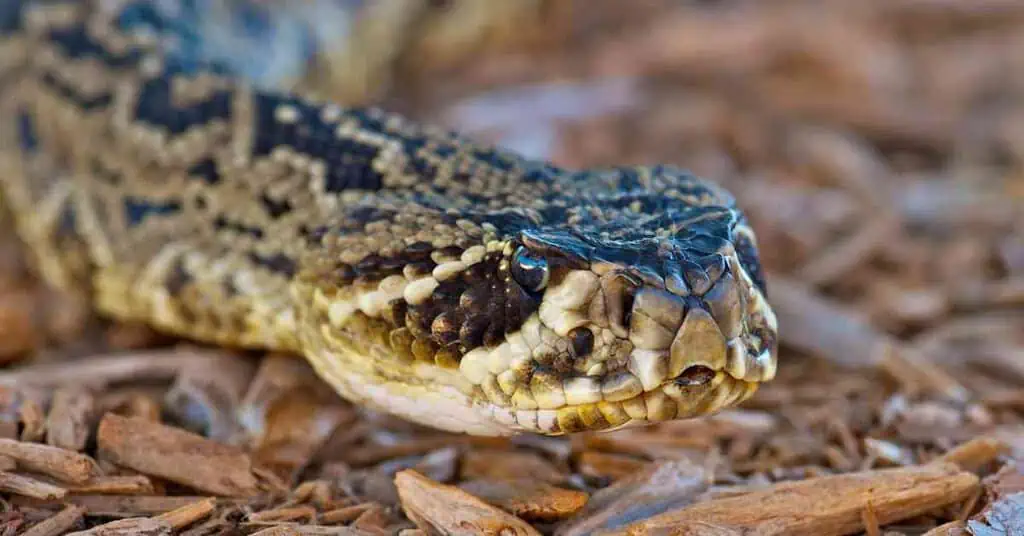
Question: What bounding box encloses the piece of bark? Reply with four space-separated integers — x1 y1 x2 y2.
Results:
19 504 87 536
46 386 96 452
19 393 47 442
98 390 163 422
12 494 226 517
248 505 317 523
0 439 99 483
250 387 354 485
0 470 66 499
0 289 42 360
556 460 708 536
65 517 172 536
0 349 242 389
96 413 258 496
163 352 254 442
247 526 364 535
576 451 648 481
936 437 1007 472
395 469 540 536
290 479 334 508
968 491 1024 536
153 497 217 530
461 448 564 483
609 463 978 535
237 354 321 438
320 502 380 524
350 502 395 532
922 521 969 536
68 475 155 495
459 478 589 522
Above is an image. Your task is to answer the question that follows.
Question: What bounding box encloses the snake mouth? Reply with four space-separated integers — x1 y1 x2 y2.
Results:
483 365 761 435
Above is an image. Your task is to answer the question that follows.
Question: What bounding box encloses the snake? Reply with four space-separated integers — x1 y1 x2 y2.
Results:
0 0 778 436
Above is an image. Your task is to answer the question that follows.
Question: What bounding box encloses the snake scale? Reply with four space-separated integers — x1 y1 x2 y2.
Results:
0 0 778 436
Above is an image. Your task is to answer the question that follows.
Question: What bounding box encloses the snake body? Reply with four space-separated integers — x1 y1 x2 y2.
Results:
0 1 777 435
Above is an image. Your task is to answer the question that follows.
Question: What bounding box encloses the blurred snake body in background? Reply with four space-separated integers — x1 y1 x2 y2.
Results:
0 1 778 435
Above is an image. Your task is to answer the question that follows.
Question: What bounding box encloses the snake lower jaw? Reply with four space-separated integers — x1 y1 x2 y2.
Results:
499 373 760 435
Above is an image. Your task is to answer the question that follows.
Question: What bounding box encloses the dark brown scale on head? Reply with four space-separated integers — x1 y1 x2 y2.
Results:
458 284 490 312
459 314 489 349
405 307 434 339
462 262 489 284
378 256 406 272
405 241 434 256
355 254 383 272
483 322 505 347
430 311 460 347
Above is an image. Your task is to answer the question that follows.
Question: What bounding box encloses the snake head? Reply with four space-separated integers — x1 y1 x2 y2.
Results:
461 211 778 434
295 168 777 436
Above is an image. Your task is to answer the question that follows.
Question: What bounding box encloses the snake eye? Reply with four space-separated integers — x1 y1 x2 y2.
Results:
511 246 549 292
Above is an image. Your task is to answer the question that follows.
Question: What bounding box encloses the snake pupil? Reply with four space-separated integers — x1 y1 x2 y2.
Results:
510 246 549 293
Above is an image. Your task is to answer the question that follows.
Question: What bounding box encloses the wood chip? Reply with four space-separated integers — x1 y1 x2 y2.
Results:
576 451 648 481
248 505 318 523
936 437 1008 472
609 463 978 535
0 470 66 499
395 469 540 535
319 502 379 524
153 497 217 530
459 479 589 522
0 438 99 483
556 460 708 536
461 448 564 483
66 517 172 536
19 504 87 536
68 475 155 495
922 521 969 536
96 413 258 496
11 495 221 517
0 349 244 389
45 386 96 452
163 352 254 442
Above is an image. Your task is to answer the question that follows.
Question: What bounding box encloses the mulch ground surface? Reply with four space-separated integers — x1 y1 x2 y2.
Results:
1 1 1023 535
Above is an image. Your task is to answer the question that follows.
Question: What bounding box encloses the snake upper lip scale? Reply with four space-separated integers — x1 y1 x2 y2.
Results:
0 1 778 435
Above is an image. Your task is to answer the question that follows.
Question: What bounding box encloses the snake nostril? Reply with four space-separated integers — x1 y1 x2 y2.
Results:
675 365 716 386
